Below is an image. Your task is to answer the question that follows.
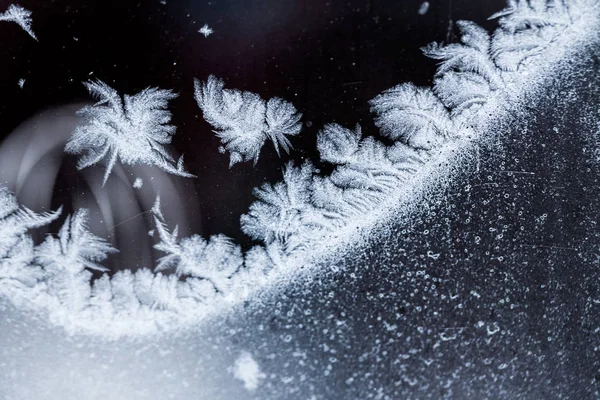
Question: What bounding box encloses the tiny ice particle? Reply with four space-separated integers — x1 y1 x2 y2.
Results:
233 351 265 391
199 24 213 38
18 78 25 88
418 2 430 15
133 177 143 189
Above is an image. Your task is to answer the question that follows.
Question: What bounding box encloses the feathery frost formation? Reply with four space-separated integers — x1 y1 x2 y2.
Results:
152 196 245 294
0 187 61 287
0 0 597 337
0 4 36 40
0 187 273 334
370 84 454 149
66 80 195 185
422 20 508 121
194 75 303 166
36 209 117 318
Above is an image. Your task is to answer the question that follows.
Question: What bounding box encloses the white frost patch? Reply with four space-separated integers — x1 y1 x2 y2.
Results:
198 24 213 38
0 4 37 40
418 2 430 16
232 352 265 391
132 177 143 189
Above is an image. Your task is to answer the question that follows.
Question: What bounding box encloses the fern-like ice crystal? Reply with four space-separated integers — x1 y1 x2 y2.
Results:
66 80 195 185
194 75 303 166
152 197 243 293
0 4 36 40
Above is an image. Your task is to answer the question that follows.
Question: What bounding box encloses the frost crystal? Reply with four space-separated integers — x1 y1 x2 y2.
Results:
489 0 572 34
490 1 577 72
0 187 61 285
66 80 195 185
17 78 25 88
36 209 117 312
318 125 427 192
370 84 453 148
37 209 115 275
194 75 303 166
132 177 144 189
0 188 60 258
240 124 428 257
153 197 243 293
422 21 505 119
0 4 37 40
198 24 213 38
241 162 323 256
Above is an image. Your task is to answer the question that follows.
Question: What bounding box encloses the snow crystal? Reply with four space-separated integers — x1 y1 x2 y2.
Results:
65 80 195 185
233 352 265 391
37 209 115 275
422 21 505 121
418 2 430 15
489 0 573 34
0 4 36 40
198 24 213 38
194 75 303 166
36 209 117 313
153 196 243 293
17 78 25 89
370 83 453 148
132 177 144 189
0 187 61 286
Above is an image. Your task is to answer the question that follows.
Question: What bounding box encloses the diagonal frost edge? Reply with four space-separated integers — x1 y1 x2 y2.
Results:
0 0 598 338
